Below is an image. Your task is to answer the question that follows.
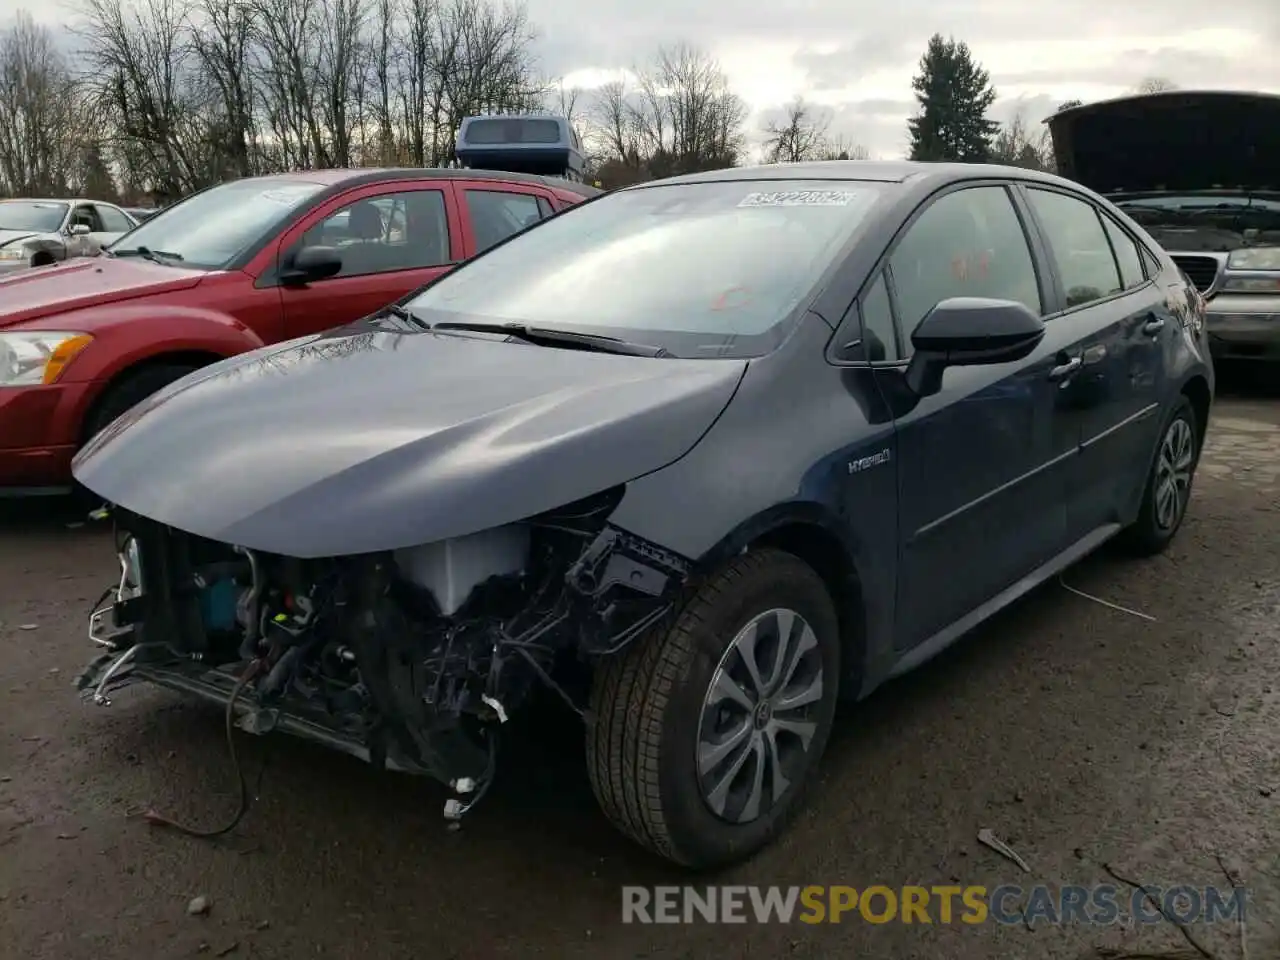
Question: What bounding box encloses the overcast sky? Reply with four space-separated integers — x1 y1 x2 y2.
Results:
11 0 1280 159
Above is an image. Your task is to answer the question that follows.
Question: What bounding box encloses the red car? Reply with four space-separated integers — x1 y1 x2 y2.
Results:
0 168 599 495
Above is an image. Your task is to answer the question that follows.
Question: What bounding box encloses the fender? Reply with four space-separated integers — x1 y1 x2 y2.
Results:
37 304 268 439
696 499 861 572
619 498 885 697
48 304 267 386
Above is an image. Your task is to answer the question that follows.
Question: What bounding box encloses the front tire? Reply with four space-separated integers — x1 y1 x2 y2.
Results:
73 364 200 514
586 548 840 869
1118 395 1200 556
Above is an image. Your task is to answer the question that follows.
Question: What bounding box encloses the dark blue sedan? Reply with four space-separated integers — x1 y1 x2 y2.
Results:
73 160 1212 871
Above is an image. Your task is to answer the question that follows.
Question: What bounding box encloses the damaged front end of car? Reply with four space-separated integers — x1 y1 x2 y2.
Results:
76 487 689 820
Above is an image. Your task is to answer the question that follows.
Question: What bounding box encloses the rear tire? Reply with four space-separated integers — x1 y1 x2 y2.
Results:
586 548 840 869
1117 395 1200 556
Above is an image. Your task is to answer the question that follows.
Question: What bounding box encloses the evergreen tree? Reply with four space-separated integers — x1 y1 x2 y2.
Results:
79 142 118 201
907 34 999 162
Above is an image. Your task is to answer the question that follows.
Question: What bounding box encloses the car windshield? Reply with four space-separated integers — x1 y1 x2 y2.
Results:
109 178 326 269
0 201 68 233
403 179 885 358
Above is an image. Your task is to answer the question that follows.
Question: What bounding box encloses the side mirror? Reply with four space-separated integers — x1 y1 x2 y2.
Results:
69 223 92 236
282 245 342 285
904 297 1045 398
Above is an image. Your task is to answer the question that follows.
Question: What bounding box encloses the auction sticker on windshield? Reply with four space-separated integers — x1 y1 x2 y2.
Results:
260 186 322 204
738 190 859 207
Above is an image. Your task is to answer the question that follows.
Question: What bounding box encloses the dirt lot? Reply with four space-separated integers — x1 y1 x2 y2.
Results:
3 375 1280 960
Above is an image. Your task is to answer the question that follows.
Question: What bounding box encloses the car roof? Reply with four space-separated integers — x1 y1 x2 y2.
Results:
241 167 601 197
0 197 125 206
638 159 1082 192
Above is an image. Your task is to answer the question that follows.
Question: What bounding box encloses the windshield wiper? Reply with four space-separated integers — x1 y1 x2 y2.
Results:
110 244 183 263
381 303 430 328
430 320 670 358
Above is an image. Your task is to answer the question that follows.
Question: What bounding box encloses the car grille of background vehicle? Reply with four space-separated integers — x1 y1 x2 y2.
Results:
1170 255 1220 292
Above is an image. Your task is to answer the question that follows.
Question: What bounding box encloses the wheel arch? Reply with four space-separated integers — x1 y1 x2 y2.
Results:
696 502 869 693
79 349 227 444
1180 373 1211 449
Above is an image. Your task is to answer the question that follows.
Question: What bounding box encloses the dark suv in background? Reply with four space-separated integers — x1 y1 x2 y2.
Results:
1049 90 1280 363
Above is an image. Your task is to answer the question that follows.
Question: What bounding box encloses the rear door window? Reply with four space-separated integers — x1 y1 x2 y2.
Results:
464 189 546 253
97 205 135 233
1026 188 1123 308
1100 215 1147 289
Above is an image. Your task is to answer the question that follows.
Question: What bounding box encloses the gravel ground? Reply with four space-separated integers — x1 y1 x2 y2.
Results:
2 372 1279 960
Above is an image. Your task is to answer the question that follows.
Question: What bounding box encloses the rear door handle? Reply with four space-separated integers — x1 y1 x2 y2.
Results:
1049 356 1082 381
1142 317 1166 336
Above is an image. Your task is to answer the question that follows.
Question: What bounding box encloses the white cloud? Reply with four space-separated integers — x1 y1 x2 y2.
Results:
9 0 1280 159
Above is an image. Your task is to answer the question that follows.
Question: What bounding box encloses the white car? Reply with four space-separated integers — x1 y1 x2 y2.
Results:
0 198 139 274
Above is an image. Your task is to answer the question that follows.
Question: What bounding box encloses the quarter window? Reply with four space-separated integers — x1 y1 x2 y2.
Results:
1026 188 1122 308
1100 215 1146 289
299 190 450 279
465 190 545 253
858 273 900 361
889 186 1041 358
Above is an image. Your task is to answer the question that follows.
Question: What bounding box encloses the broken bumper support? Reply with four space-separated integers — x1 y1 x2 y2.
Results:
74 651 418 773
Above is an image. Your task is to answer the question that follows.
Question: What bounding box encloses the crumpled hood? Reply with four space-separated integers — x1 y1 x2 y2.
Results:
73 321 748 557
0 255 206 328
1047 91 1280 194
0 229 42 249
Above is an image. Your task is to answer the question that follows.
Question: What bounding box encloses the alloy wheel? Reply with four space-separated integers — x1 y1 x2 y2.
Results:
1154 417 1195 531
695 607 825 824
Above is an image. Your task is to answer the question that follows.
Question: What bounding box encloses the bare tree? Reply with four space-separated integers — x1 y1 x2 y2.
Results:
548 79 583 128
392 0 542 166
78 0 205 197
314 0 367 168
989 108 1052 170
591 44 745 183
250 0 327 169
36 0 736 199
0 13 85 196
364 0 398 164
1135 77 1177 95
590 78 638 167
189 0 260 179
817 135 869 161
761 96 831 163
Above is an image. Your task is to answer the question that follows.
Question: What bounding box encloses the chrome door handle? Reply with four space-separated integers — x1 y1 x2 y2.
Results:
1049 356 1083 381
1142 317 1166 336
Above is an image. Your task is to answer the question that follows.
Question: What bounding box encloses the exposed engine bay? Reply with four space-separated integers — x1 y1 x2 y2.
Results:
1116 195 1280 254
77 487 689 821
